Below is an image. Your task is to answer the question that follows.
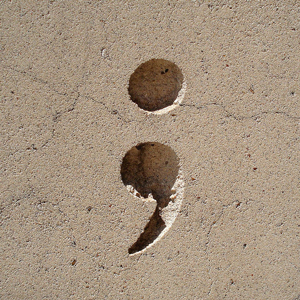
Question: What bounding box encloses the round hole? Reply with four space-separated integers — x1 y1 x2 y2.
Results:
128 59 184 112
121 142 179 200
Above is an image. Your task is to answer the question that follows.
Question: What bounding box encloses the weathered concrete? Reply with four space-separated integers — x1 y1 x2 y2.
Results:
1 1 299 299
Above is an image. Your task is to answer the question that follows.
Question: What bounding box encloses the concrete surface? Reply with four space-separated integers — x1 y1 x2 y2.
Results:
1 1 299 299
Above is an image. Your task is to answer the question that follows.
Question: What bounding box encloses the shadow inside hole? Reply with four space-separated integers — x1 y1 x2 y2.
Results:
128 59 184 111
121 142 180 254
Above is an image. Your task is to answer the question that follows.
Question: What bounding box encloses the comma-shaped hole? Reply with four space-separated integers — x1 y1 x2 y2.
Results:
128 59 185 112
121 142 184 254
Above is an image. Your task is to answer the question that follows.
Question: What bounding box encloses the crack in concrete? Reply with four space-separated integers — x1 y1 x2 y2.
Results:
82 94 132 123
179 103 300 121
3 64 298 161
4 64 298 123
180 102 241 121
52 89 80 122
204 199 246 296
207 280 214 296
3 65 69 97
41 128 56 148
205 199 247 249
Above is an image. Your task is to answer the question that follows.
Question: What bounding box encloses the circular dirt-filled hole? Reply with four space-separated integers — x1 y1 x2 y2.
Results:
121 142 183 254
128 59 184 112
121 142 179 201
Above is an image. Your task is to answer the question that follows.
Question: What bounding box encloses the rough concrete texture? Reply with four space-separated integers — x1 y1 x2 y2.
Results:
1 1 299 299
